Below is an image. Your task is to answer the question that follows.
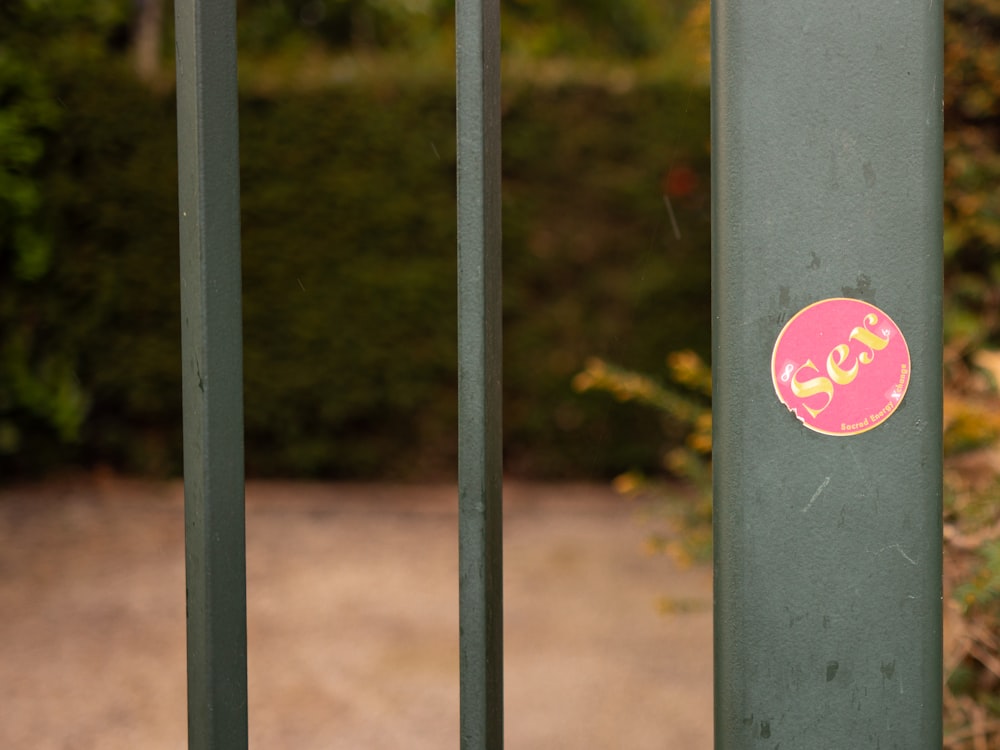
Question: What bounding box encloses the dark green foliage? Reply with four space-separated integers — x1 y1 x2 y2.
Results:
237 0 446 53
501 80 711 475
237 86 461 476
501 0 670 58
0 0 133 468
233 0 693 59
1 64 710 479
943 0 1000 352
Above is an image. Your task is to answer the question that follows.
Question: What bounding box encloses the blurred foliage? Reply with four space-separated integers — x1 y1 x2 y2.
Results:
574 350 712 567
0 57 711 478
236 0 453 55
234 0 699 61
935 1 999 745
574 352 711 489
943 0 1000 356
500 0 691 60
0 0 713 478
0 0 133 462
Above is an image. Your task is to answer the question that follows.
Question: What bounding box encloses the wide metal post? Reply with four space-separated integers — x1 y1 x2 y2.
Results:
175 0 248 747
456 0 504 746
712 2 943 748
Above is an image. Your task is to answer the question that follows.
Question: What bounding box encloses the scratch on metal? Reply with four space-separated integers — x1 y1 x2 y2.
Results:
801 476 831 513
871 543 918 566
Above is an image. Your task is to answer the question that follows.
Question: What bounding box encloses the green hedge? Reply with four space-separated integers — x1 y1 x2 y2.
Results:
2 65 710 479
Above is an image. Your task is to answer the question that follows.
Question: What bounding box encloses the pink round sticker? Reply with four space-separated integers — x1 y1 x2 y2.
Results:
771 298 910 436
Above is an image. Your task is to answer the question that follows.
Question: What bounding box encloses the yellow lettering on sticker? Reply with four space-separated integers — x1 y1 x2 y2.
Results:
791 359 834 418
849 313 891 365
826 343 859 386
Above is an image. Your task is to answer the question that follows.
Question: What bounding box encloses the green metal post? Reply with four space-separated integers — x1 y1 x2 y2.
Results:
456 0 503 746
174 0 248 747
712 2 943 748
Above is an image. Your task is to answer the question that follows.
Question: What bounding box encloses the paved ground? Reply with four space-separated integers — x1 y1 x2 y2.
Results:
0 477 712 749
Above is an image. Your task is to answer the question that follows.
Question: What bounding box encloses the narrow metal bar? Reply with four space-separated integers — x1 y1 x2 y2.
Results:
456 0 503 746
174 0 248 747
712 1 942 748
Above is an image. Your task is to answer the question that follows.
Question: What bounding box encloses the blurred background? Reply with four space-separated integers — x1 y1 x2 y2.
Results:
1 0 999 746
1 0 713 481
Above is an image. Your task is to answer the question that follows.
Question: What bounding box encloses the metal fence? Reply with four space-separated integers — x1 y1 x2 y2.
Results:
174 0 503 747
174 1 942 748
